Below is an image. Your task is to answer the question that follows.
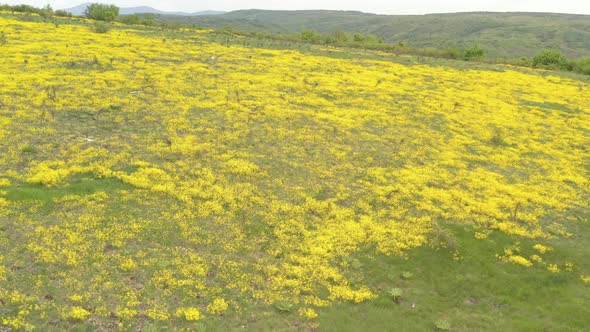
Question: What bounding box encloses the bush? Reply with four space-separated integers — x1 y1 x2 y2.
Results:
435 319 451 331
514 57 532 67
9 4 37 13
92 21 111 34
388 287 403 303
440 47 463 60
274 301 294 313
353 33 365 43
332 30 349 43
464 45 485 61
85 3 119 22
571 58 590 75
118 15 140 25
532 49 568 70
38 4 53 18
54 10 72 18
141 14 157 26
301 29 321 42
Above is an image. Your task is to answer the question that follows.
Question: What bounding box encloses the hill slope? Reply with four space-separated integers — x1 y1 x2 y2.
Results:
0 12 589 331
188 10 590 58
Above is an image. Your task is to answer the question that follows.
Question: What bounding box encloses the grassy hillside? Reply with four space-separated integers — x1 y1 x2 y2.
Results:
186 10 590 58
0 12 589 331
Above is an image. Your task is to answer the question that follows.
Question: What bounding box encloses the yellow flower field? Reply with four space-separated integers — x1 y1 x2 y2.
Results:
0 14 589 330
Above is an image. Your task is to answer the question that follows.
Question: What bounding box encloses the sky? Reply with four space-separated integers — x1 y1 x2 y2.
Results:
3 0 590 15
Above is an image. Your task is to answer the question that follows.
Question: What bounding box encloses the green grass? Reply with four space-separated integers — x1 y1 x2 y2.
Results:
315 223 590 332
523 101 578 113
5 175 131 204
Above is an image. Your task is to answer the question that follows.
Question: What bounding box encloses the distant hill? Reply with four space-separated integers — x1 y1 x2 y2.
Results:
185 10 590 58
61 3 224 16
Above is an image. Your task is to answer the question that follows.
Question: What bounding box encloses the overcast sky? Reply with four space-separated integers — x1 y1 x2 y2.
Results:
4 0 590 15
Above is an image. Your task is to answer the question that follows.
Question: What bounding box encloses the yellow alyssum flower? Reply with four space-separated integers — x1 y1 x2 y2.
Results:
146 308 170 321
299 308 319 320
117 308 138 319
508 255 533 267
530 255 543 263
175 307 202 321
497 249 533 267
206 298 229 315
68 307 91 321
533 244 553 254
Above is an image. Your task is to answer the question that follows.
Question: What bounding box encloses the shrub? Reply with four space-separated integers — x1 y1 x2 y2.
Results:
301 29 321 42
274 301 294 313
388 287 403 303
514 57 532 67
353 33 365 43
92 21 111 34
532 49 568 70
490 128 508 146
464 45 485 61
440 47 463 60
571 58 590 75
118 15 140 25
38 4 53 18
141 14 157 26
54 10 72 18
435 319 451 331
9 4 37 14
20 145 37 153
332 30 349 43
85 3 119 22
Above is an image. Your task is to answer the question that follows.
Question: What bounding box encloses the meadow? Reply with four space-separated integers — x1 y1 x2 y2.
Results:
0 12 589 331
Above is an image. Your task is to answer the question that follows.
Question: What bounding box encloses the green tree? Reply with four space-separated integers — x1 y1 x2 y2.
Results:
84 3 119 22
